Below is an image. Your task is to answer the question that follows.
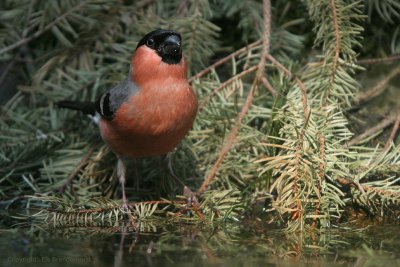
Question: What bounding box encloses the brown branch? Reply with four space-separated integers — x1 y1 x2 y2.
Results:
197 81 258 195
337 177 400 198
261 76 278 97
357 54 400 65
318 135 325 195
197 0 271 195
348 113 397 146
291 112 311 221
336 177 365 194
359 184 400 198
58 148 95 193
325 0 341 105
312 135 325 230
383 111 400 151
0 1 89 55
293 140 301 202
355 67 400 105
266 55 309 222
189 40 261 83
198 65 258 111
309 55 400 68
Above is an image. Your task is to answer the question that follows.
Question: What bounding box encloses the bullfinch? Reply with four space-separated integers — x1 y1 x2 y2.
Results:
57 29 198 208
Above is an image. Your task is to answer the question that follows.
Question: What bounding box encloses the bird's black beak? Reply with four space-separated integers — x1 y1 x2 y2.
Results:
159 35 181 56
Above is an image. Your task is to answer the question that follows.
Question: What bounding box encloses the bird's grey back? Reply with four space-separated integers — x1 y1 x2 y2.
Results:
96 77 138 120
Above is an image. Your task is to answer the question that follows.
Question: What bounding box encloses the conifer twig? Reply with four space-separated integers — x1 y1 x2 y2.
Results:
359 183 400 198
337 177 400 198
348 113 397 146
266 54 309 118
357 54 400 65
383 111 400 151
189 40 261 82
0 1 89 55
47 200 186 214
355 67 400 105
311 0 341 228
198 65 258 110
0 0 35 86
261 76 278 96
312 134 325 230
197 0 271 195
325 0 341 104
59 148 95 193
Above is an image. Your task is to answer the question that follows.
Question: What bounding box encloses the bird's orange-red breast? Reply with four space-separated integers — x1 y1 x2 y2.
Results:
98 30 197 158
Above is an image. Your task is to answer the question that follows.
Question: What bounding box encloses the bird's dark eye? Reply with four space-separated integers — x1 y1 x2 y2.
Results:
146 38 155 47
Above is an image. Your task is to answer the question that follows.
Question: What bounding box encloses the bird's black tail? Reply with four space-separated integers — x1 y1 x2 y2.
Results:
56 100 96 115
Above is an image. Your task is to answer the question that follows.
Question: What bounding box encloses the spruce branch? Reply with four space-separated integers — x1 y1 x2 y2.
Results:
197 0 271 195
325 0 341 105
367 0 400 23
0 1 89 55
261 76 278 97
265 0 365 230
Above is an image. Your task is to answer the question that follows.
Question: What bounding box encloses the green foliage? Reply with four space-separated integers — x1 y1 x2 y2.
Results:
1 0 400 232
367 0 400 23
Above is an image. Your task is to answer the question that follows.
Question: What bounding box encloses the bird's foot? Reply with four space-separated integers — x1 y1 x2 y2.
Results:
183 186 199 207
120 198 131 213
181 186 205 220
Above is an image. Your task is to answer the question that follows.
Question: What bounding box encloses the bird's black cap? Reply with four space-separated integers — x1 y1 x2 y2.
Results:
136 29 182 65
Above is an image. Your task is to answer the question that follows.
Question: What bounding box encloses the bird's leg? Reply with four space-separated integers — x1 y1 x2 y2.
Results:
163 154 198 206
115 226 127 267
132 159 140 191
117 157 130 211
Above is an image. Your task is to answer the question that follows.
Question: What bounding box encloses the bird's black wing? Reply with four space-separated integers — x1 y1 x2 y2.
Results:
95 77 139 120
57 77 138 120
56 100 96 115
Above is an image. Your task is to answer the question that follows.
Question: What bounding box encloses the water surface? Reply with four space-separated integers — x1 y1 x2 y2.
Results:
1 223 399 267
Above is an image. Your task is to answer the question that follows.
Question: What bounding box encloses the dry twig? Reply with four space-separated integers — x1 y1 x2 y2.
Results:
325 0 341 105
357 54 400 65
261 76 278 96
383 111 400 151
355 67 400 105
348 113 397 146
